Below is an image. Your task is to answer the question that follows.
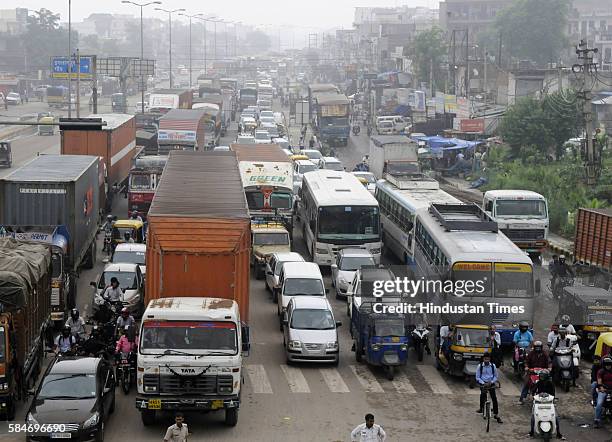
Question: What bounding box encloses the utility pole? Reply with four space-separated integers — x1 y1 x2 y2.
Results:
574 40 600 185
67 0 72 118
429 57 434 98
76 49 80 118
483 47 487 118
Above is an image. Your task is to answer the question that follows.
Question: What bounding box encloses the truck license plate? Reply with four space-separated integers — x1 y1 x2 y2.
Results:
210 400 224 410
148 399 161 409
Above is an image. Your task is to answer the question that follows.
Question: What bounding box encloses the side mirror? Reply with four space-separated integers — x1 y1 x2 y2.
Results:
241 323 251 354
335 321 342 328
331 264 338 270
282 319 288 326
27 388 36 396
535 279 541 293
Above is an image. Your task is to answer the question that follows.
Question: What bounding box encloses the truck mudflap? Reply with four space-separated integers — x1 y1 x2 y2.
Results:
136 395 240 412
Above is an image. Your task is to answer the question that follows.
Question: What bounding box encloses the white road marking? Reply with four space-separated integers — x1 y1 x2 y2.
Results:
391 372 417 394
319 368 350 393
497 370 521 396
416 364 453 395
246 364 273 394
280 364 310 393
350 365 384 393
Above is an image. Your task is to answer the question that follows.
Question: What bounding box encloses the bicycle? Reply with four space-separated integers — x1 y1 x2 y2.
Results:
481 382 501 433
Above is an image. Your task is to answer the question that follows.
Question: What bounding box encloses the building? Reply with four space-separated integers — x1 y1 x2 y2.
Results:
568 0 612 71
439 0 512 36
0 8 27 35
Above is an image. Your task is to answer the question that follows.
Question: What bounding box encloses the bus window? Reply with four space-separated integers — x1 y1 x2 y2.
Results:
494 263 533 298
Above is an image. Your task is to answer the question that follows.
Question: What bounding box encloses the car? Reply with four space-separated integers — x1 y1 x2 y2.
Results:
278 261 326 319
26 357 115 442
91 262 144 317
5 92 20 105
213 145 231 151
282 296 341 365
376 119 395 135
331 248 376 299
236 135 256 144
260 110 274 119
300 149 323 167
260 122 279 138
251 222 291 279
352 171 377 194
254 130 272 144
320 156 344 172
265 252 305 302
108 242 146 277
293 159 318 193
259 116 276 125
272 137 290 151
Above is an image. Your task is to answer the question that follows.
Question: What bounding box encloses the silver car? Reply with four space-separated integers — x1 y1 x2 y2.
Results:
282 296 341 365
331 248 376 299
265 252 305 302
91 263 144 317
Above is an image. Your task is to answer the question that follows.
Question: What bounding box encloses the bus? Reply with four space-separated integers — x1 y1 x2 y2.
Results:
299 170 381 266
412 202 536 345
375 179 461 265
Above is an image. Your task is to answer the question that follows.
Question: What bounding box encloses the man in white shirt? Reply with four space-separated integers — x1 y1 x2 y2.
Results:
351 413 386 442
163 413 189 442
102 277 123 302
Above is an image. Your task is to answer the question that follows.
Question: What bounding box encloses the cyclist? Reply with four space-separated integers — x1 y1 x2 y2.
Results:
476 352 502 423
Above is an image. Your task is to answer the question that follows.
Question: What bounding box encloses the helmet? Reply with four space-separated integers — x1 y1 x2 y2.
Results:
560 314 570 324
559 255 566 263
602 356 612 369
121 307 129 316
106 214 113 222
62 325 71 335
519 321 529 330
538 370 550 382
70 308 79 320
533 340 543 351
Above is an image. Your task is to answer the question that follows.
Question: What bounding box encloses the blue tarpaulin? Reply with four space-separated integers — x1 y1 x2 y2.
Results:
393 105 410 116
411 135 482 155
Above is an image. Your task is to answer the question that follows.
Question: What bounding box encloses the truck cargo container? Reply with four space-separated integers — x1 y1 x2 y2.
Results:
239 87 257 110
61 113 137 195
308 83 340 121
145 151 251 322
0 155 100 322
0 238 52 420
313 93 350 146
369 135 424 189
574 208 612 271
148 89 192 114
157 109 207 155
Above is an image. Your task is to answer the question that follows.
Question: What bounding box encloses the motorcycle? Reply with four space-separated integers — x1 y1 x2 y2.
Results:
552 345 579 392
103 229 112 253
116 351 136 394
411 324 431 362
532 392 557 440
514 346 528 377
551 276 573 300
352 125 360 136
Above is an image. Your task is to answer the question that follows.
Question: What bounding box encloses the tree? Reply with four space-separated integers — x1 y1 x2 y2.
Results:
24 8 77 73
407 27 446 91
493 0 570 63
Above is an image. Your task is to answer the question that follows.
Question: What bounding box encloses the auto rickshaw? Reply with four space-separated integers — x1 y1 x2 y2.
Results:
289 154 309 162
0 141 11 168
594 332 612 360
436 324 492 387
111 219 145 251
38 114 55 135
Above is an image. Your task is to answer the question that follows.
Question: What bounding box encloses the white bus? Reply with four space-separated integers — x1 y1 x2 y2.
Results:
412 203 536 345
299 170 381 266
375 179 461 264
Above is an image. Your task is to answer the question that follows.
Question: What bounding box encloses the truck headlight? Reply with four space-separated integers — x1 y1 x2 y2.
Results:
144 385 157 392
326 341 338 350
453 353 463 361
83 412 100 429
288 340 302 350
316 248 327 255
219 386 232 393
371 344 380 351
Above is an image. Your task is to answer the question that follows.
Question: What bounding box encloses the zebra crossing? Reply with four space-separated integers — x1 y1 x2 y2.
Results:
243 363 522 396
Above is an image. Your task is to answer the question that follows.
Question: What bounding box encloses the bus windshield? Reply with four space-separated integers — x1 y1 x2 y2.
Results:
318 206 380 241
246 192 292 210
494 263 533 298
495 199 547 218
451 262 492 297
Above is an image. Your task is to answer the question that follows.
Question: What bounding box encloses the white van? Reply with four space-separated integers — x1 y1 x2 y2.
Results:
277 262 326 322
376 115 407 134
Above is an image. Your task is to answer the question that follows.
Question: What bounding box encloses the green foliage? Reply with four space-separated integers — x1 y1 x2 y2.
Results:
25 9 78 72
489 0 570 63
499 90 581 158
407 27 446 90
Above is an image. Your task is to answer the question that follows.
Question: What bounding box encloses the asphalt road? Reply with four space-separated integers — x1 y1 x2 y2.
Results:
0 102 609 441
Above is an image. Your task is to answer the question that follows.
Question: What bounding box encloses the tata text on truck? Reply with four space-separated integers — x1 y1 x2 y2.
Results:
0 238 52 420
137 151 251 428
128 155 168 218
313 93 350 147
483 190 549 256
0 155 100 324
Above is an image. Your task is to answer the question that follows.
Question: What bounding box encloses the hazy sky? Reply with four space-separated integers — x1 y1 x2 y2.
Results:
9 0 438 30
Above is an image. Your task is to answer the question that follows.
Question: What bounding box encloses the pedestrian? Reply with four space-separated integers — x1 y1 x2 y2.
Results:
163 413 189 442
351 413 386 442
301 124 307 138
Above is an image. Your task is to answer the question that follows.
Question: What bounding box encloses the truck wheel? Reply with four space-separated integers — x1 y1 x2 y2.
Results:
140 410 156 426
225 408 238 427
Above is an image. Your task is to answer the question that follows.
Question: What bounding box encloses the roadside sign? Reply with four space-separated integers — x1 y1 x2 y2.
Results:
131 59 156 77
51 56 95 80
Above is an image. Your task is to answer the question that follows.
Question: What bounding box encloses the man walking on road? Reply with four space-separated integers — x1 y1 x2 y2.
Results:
351 413 386 441
163 413 189 442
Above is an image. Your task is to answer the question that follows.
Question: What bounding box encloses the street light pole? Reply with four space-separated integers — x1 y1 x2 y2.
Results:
122 1 162 113
67 0 72 118
179 13 206 89
155 7 185 88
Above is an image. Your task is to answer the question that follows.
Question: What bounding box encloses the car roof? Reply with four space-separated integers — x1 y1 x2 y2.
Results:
114 243 146 253
272 252 304 262
338 248 374 258
290 296 332 310
322 156 341 163
50 357 100 374
282 261 322 278
103 262 139 272
296 159 316 166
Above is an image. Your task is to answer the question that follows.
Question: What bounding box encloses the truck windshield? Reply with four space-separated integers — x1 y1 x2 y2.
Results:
324 117 348 126
140 321 237 354
290 309 335 330
495 199 547 218
318 206 380 241
253 233 289 246
246 192 292 210
130 174 152 190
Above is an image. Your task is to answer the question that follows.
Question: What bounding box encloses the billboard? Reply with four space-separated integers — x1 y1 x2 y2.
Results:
414 91 426 112
51 56 95 80
460 118 485 133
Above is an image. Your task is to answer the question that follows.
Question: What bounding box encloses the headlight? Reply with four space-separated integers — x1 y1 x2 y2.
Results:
144 385 157 392
288 340 302 350
316 248 327 255
83 411 100 429
453 353 463 361
326 341 338 350
370 248 381 255
400 344 408 351
371 344 381 351
26 412 38 425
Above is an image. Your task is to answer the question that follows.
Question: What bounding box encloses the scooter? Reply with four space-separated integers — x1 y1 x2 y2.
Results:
411 324 431 362
552 347 576 392
532 392 557 440
103 229 112 253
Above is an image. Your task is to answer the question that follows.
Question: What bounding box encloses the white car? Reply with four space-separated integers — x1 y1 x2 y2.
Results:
213 145 231 151
109 243 146 277
236 135 256 144
331 248 376 299
259 116 276 125
91 262 145 317
265 252 305 302
272 137 290 150
5 92 20 105
254 130 272 144
320 157 344 172
293 159 318 193
260 122 279 138
300 149 323 167
260 110 274 119
352 171 377 194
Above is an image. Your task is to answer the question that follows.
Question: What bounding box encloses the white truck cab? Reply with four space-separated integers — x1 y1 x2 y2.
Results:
483 190 549 255
136 297 250 427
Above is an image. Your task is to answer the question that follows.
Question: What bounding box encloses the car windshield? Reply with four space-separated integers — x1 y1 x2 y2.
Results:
374 319 405 336
284 278 324 296
299 163 318 174
454 328 490 347
340 256 375 271
37 374 97 399
304 151 322 160
140 321 237 354
253 233 289 246
318 206 380 241
99 271 137 290
112 250 145 265
290 309 335 330
324 162 343 171
495 199 547 218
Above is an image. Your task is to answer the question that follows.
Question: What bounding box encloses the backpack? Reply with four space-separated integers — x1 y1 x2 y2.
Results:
477 362 496 379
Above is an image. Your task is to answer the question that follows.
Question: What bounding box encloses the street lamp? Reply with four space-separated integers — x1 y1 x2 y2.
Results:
122 1 161 113
68 0 72 118
155 7 185 88
179 13 206 89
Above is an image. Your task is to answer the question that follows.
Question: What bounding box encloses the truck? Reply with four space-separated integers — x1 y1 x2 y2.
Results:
61 113 137 196
157 109 207 155
0 238 52 420
148 89 192 114
482 190 549 256
192 102 222 146
239 87 257 110
574 208 612 271
308 83 340 120
128 155 168 218
313 93 351 146
231 144 294 233
0 155 100 324
46 86 66 109
369 135 425 188
138 150 251 427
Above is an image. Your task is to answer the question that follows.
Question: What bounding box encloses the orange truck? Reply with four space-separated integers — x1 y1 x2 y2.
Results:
574 208 612 271
145 150 251 321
